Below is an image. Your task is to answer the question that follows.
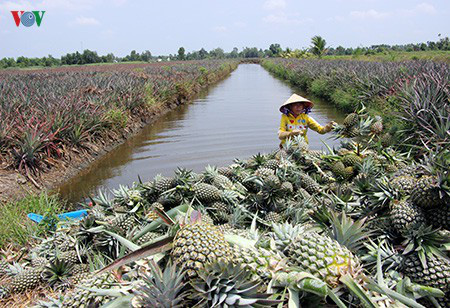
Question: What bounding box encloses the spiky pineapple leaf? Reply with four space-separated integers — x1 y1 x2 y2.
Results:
96 236 173 275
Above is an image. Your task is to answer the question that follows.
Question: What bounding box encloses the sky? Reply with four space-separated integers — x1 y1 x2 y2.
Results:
0 0 448 58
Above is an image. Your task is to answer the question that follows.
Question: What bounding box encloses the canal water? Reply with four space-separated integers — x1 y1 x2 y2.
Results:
58 64 345 204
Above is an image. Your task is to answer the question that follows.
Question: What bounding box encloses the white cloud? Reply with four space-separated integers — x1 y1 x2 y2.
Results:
263 0 286 11
212 26 227 32
414 2 437 14
75 16 100 26
263 13 313 25
234 21 246 28
327 15 345 22
0 0 111 12
0 0 34 11
350 9 390 19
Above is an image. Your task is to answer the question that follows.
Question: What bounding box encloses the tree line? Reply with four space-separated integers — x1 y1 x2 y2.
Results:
0 37 448 69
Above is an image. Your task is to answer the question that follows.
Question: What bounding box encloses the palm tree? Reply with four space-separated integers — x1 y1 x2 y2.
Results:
310 36 327 58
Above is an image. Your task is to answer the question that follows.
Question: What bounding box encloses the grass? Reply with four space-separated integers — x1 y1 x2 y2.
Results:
0 192 65 249
323 50 450 63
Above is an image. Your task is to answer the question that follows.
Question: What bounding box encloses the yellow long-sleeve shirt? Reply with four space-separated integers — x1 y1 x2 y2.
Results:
278 113 328 144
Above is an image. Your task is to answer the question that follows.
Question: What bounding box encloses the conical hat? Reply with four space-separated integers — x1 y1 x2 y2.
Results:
279 94 314 112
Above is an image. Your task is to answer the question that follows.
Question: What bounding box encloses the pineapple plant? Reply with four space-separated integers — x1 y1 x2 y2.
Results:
384 164 398 174
42 259 73 287
31 256 49 268
71 263 90 276
401 253 450 293
0 260 10 278
343 166 354 180
232 246 286 281
132 262 188 308
59 249 82 265
399 227 450 295
380 133 393 147
331 161 346 179
191 260 280 307
210 201 230 222
281 181 294 194
241 153 264 170
270 222 307 252
203 165 234 189
255 166 275 179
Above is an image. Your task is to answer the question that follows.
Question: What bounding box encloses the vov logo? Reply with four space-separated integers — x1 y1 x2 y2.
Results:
11 11 46 27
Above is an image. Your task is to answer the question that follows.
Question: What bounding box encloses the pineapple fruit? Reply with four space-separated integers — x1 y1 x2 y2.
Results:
402 253 450 293
192 183 222 203
7 267 43 294
411 175 449 208
286 232 362 287
390 200 426 235
343 113 359 128
171 223 233 277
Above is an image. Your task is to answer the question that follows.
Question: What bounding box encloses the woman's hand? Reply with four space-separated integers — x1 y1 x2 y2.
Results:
290 129 303 136
324 121 337 132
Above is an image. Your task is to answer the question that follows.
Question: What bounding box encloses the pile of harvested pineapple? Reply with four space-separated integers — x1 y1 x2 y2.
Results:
1 110 448 308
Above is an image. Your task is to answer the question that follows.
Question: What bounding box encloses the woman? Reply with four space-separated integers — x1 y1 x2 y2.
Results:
278 94 336 146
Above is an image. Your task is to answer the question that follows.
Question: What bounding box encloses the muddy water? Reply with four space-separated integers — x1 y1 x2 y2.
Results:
58 64 345 204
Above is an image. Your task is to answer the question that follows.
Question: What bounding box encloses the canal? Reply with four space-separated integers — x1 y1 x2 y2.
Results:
58 64 345 204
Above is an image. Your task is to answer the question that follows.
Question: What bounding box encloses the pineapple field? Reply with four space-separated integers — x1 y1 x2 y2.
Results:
0 58 449 307
0 60 238 201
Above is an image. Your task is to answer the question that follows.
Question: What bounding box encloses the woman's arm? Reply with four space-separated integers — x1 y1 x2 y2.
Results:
307 116 335 134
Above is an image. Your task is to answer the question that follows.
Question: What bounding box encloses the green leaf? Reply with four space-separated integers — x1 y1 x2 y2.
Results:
96 236 173 275
297 278 328 297
287 288 300 308
132 203 188 241
100 294 133 307
340 274 377 308
103 230 140 251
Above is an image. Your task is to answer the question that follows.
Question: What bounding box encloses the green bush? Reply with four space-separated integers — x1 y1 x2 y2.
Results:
309 78 332 98
330 89 357 111
105 108 128 129
0 192 64 248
